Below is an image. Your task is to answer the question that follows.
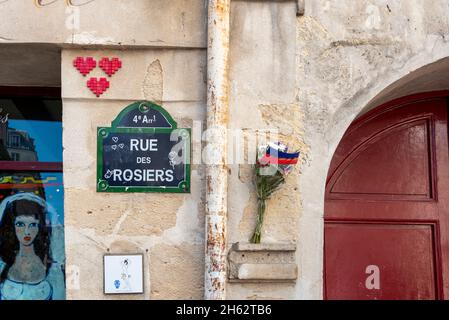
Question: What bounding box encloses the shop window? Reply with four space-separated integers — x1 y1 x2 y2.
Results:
0 87 65 300
7 134 20 149
10 153 19 161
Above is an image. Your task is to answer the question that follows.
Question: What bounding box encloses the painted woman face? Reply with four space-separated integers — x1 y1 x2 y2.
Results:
14 215 39 246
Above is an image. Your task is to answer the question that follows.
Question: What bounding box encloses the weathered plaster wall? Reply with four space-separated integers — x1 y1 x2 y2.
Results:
296 0 449 299
227 0 306 299
62 49 206 299
4 0 449 301
226 0 449 300
0 0 206 48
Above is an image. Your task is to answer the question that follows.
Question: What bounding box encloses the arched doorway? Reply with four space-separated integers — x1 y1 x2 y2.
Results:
324 92 449 300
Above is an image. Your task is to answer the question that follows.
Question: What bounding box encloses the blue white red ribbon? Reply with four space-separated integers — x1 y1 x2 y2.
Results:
258 145 300 165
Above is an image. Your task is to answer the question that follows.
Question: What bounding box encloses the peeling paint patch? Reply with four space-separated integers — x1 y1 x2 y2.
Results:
118 194 184 237
142 59 163 104
162 169 204 245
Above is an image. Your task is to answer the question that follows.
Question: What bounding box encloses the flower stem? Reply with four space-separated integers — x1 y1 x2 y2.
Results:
250 197 266 244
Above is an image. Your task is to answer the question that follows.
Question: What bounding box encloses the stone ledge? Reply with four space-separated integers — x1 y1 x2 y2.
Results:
228 242 297 283
232 242 296 252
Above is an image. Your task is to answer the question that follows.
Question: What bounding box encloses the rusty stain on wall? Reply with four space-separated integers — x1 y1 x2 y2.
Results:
205 0 231 300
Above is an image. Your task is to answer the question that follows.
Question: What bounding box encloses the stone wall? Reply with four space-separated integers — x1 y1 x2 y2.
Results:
62 48 206 299
296 0 449 299
2 0 449 300
227 0 305 300
227 0 449 300
0 0 206 48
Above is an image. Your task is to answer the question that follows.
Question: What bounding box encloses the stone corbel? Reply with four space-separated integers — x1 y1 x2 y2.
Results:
228 242 297 282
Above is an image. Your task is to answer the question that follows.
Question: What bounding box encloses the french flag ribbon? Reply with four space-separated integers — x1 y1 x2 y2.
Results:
259 147 300 165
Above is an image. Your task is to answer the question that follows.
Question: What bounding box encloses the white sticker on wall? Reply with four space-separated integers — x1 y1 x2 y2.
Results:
104 254 144 294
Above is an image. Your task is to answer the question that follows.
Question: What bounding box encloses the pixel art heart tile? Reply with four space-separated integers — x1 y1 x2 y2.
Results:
99 57 122 77
87 77 110 97
73 56 96 76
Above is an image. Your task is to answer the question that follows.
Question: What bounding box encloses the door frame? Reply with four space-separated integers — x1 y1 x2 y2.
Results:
324 90 449 300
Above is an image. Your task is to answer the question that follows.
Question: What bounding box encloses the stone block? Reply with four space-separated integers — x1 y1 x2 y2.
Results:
228 242 298 283
237 263 298 281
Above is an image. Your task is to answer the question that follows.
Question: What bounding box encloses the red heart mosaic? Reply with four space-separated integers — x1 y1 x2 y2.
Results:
99 57 122 77
73 57 96 76
87 77 110 97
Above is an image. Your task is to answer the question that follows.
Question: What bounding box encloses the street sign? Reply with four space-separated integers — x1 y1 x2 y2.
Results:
97 101 190 193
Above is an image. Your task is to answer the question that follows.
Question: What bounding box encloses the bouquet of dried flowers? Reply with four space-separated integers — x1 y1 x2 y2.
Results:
250 142 300 244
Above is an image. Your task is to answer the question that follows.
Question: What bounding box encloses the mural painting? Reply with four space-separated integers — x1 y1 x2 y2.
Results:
0 96 65 300
0 192 65 300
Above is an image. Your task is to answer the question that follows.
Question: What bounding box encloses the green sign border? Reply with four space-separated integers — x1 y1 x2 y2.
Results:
97 101 191 193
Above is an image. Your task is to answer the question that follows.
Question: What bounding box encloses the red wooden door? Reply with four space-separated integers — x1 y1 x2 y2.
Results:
324 95 449 300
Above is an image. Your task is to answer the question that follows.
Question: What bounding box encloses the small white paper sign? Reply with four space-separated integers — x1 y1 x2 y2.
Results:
104 254 144 294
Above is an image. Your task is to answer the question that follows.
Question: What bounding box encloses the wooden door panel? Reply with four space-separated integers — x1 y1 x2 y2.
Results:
324 95 449 300
325 222 439 300
325 201 439 221
330 120 432 200
327 99 443 186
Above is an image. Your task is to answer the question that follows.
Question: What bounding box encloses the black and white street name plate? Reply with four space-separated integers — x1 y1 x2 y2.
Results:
97 101 190 193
